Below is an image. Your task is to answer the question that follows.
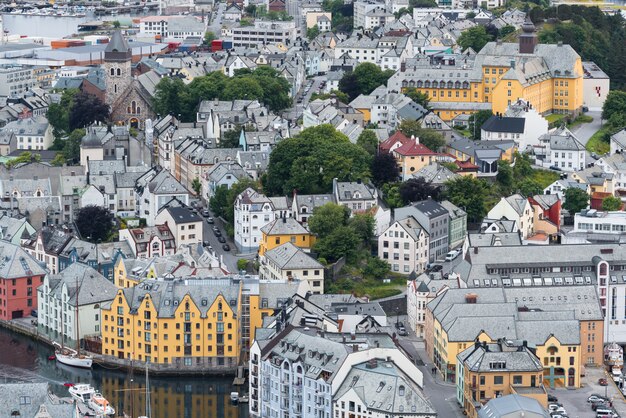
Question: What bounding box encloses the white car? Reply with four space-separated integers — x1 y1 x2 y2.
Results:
445 250 460 261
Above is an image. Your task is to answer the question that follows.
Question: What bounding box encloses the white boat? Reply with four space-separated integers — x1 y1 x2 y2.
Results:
230 392 239 403
605 342 624 368
56 351 93 369
88 392 115 415
69 384 96 403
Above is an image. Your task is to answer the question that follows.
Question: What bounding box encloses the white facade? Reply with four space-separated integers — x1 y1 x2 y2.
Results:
406 280 430 338
353 0 385 29
582 61 610 112
139 16 205 39
573 210 626 234
234 188 290 252
482 99 549 151
155 207 204 248
378 216 430 275
230 20 298 48
0 64 35 97
487 195 534 239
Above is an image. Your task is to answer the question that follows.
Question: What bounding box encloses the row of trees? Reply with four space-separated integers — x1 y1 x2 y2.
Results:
153 67 292 122
338 63 396 102
456 24 516 52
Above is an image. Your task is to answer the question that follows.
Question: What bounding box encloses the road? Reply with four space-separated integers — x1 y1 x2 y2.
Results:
570 110 603 146
199 208 251 274
206 1 225 35
284 76 325 121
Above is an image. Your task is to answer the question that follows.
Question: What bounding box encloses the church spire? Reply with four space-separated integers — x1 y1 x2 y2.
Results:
105 30 132 62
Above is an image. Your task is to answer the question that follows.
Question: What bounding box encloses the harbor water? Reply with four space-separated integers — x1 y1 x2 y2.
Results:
1 13 139 38
0 327 248 418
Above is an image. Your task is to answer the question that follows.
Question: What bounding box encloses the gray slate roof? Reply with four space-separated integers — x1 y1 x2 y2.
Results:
46 263 117 306
264 242 323 270
0 241 47 279
0 382 75 418
478 394 550 418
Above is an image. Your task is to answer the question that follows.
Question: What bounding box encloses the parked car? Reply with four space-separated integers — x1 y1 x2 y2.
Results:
217 236 226 243
549 165 562 171
31 309 38 318
213 228 222 237
222 244 231 251
445 250 460 261
201 210 210 217
599 378 609 386
206 217 214 224
203 241 210 247
548 403 563 412
588 395 609 403
397 326 408 336
547 394 558 403
593 402 612 411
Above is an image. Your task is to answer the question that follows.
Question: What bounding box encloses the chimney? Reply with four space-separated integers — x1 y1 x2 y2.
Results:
510 59 515 69
473 247 478 254
282 217 286 223
465 293 477 304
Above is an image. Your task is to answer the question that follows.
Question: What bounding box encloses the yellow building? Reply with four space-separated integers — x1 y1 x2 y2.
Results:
258 217 315 256
100 277 310 371
390 18 584 122
456 340 547 418
390 138 438 180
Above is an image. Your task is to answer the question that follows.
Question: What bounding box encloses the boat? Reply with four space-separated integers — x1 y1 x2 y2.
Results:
63 382 75 388
69 384 95 403
88 392 115 415
239 395 249 403
230 392 239 404
55 277 93 369
605 342 624 368
48 355 56 361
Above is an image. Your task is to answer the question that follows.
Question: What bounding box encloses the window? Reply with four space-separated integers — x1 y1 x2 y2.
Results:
513 375 522 385
494 376 503 385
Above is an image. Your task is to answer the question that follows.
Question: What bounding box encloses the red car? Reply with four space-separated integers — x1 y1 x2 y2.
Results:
598 378 608 386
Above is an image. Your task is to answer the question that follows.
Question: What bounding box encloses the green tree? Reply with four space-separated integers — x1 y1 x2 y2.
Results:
203 31 217 45
444 176 492 223
6 152 40 168
602 91 626 122
209 185 230 219
308 203 350 239
398 119 421 138
50 153 66 167
410 0 436 7
75 205 113 242
237 259 249 271
221 125 245 149
264 125 372 195
307 25 320 40
457 26 493 52
405 90 431 109
348 213 375 246
563 187 589 214
210 178 260 224
339 63 395 101
245 4 257 15
314 225 360 263
153 77 190 119
516 179 542 197
47 89 78 137
602 196 622 211
62 128 86 164
69 92 110 131
362 257 390 279
192 178 202 196
310 90 350 103
469 110 494 140
512 153 534 179
112 20 121 28
398 120 445 151
399 178 440 204
371 153 400 187
382 183 403 208
356 130 378 156
499 25 516 38
496 160 514 194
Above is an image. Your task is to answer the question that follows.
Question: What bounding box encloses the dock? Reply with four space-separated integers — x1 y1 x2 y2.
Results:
78 21 105 31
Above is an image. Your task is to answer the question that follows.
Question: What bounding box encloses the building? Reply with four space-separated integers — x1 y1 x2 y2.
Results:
139 16 205 40
538 126 586 172
204 162 248 200
388 18 585 122
478 394 550 418
441 200 467 249
2 116 53 151
0 215 35 245
37 263 117 347
0 383 76 418
378 215 430 274
582 61 610 112
0 65 35 97
572 209 626 236
100 276 309 370
119 224 176 258
249 326 436 418
610 129 626 155
22 226 73 275
291 193 334 225
259 242 325 293
135 168 190 226
456 340 547 417
447 137 516 177
487 194 534 239
395 199 449 262
481 100 548 151
155 205 204 248
391 137 438 180
333 179 378 215
229 20 298 48
0 242 47 320
234 188 291 252
258 217 315 256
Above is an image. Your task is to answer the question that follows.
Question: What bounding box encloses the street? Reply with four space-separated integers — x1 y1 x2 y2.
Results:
206 1 225 35
571 111 603 146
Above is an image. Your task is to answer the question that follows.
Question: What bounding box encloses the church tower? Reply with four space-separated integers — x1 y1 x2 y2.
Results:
103 31 132 106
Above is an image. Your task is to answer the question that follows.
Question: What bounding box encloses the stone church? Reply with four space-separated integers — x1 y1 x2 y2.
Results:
104 31 155 129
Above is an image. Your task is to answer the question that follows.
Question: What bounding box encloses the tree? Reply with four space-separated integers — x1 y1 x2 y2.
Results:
348 213 375 246
410 0 437 7
356 130 378 156
398 120 445 151
469 110 494 140
308 203 350 239
310 90 350 103
399 178 440 204
75 205 113 242
264 125 372 195
362 257 390 279
203 31 217 45
529 6 544 23
6 152 40 168
444 176 492 223
307 25 320 40
62 129 86 164
112 20 121 28
405 90 430 109
516 179 542 197
398 120 421 138
50 153 66 167
339 63 395 101
602 91 626 122
192 178 202 196
47 89 78 137
209 185 230 219
371 153 400 187
221 125 245 148
237 259 249 271
602 196 622 211
457 26 493 52
313 225 360 263
563 187 589 214
499 25 516 38
68 92 110 131
496 160 514 195
382 183 403 208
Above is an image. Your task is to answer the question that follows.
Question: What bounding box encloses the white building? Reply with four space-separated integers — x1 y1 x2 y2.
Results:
234 188 290 252
260 242 325 294
582 61 610 112
135 168 190 226
155 205 204 248
118 224 177 258
538 127 586 172
333 179 378 215
610 129 626 156
37 263 117 346
378 215 430 274
139 16 205 40
229 20 298 48
353 0 385 29
249 328 435 418
573 209 626 235
0 64 35 97
481 100 548 151
2 116 53 151
487 194 534 239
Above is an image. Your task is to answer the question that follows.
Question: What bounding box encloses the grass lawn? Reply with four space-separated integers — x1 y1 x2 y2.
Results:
529 169 560 188
327 276 405 300
568 114 594 129
453 127 471 138
546 114 566 124
586 128 610 155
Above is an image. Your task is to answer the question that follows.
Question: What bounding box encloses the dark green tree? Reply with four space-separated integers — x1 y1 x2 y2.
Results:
371 153 400 187
62 129 86 164
457 26 493 52
192 178 202 196
405 90 431 109
68 92 110 131
75 205 113 242
307 25 320 40
563 187 589 214
314 225 360 263
362 257 390 279
496 160 514 195
399 178 440 204
348 213 375 246
339 63 395 101
308 203 350 239
356 130 379 156
499 25 516 38
444 176 492 222
398 120 445 151
203 31 217 45
602 91 626 122
382 183 403 208
47 89 78 137
469 110 494 140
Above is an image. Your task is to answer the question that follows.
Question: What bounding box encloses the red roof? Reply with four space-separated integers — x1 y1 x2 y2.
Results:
379 131 411 153
455 159 479 170
393 140 436 157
